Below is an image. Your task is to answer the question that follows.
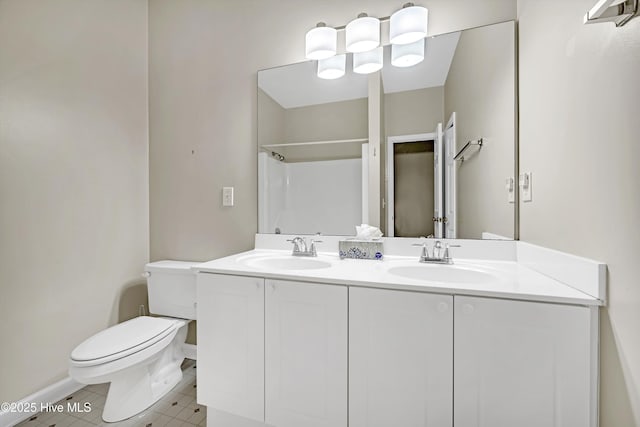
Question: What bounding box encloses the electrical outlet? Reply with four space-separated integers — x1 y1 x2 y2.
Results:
520 172 533 202
222 186 234 207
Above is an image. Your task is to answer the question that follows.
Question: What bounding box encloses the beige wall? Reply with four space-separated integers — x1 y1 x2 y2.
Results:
257 89 285 146
0 0 149 403
383 86 443 236
445 21 516 239
148 0 516 261
258 96 368 162
385 86 444 137
9 3 639 425
517 1 640 425
283 98 367 144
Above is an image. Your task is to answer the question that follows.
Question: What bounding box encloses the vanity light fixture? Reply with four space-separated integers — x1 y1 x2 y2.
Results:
353 47 384 74
345 13 381 53
304 3 429 78
317 54 346 79
391 38 425 67
305 22 337 60
389 3 429 45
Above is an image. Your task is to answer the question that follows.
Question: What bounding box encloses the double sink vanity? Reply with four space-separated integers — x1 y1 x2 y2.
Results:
194 234 605 427
197 16 606 427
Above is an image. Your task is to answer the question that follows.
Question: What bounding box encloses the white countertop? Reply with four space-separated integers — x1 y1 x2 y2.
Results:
194 249 602 306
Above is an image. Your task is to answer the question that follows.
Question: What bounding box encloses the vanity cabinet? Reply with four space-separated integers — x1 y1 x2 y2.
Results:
197 274 347 427
265 279 348 427
197 272 597 427
454 296 595 427
196 273 265 422
349 287 453 427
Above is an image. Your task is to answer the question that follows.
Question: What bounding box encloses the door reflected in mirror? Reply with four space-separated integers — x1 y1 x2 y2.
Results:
258 20 516 240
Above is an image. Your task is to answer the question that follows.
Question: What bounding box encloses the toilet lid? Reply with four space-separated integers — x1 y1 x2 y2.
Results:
71 316 176 362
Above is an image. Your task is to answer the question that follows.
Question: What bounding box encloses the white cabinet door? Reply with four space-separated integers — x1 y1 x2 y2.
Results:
196 273 265 422
265 279 347 427
454 296 594 427
349 287 453 427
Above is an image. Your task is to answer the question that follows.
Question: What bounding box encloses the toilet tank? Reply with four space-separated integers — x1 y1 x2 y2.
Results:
145 260 199 320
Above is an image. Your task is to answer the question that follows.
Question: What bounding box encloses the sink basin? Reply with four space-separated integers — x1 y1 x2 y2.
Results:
387 264 497 285
239 255 332 271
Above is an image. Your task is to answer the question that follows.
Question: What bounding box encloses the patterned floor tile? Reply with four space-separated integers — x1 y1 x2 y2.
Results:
13 361 201 427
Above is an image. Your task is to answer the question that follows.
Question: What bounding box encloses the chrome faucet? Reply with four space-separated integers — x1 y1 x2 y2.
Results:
287 236 322 257
412 240 460 264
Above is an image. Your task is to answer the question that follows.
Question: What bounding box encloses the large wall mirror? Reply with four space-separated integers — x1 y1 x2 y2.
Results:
258 20 517 240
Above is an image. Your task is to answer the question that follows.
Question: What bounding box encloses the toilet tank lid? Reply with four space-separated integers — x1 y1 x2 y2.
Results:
145 260 200 274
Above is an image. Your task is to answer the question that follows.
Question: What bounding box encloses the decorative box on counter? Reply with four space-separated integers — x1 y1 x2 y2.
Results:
339 239 384 260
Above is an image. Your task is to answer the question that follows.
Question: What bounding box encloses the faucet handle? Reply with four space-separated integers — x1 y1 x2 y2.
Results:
443 243 461 263
286 239 299 252
412 242 429 260
309 239 322 256
287 237 306 253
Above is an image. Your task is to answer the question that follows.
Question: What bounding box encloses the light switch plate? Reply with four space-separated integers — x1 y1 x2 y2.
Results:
506 177 515 203
222 186 234 206
520 172 532 202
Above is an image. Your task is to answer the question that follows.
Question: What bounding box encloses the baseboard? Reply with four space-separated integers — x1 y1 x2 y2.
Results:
183 343 197 361
0 377 83 427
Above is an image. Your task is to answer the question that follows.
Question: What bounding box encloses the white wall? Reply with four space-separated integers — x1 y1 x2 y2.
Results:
0 0 149 403
148 0 517 261
258 152 287 234
518 1 640 425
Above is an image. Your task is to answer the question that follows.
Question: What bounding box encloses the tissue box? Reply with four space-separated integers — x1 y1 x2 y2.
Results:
339 239 384 260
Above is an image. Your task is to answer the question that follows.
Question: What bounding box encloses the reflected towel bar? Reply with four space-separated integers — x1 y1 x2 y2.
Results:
454 138 483 162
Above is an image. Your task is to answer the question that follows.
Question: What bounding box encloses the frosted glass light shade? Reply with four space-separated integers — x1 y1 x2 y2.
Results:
391 38 425 67
318 54 346 79
346 15 380 53
305 24 337 60
353 47 383 74
390 5 428 45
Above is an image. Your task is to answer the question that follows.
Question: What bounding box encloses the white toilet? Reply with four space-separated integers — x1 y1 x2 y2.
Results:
68 260 198 423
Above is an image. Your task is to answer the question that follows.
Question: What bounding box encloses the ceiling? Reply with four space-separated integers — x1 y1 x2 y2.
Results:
258 31 461 109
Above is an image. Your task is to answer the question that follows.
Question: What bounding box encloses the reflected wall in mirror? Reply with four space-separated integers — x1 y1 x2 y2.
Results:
382 21 516 240
257 59 369 235
258 20 516 240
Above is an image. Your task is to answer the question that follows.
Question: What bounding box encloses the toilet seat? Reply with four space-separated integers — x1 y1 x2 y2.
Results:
70 317 178 367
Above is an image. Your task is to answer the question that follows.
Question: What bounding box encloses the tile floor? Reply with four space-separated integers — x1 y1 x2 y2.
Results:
15 360 204 427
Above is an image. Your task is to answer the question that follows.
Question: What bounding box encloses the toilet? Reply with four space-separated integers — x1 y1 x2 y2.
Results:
68 260 198 423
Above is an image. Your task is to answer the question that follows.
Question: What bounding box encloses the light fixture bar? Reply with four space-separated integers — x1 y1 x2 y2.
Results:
305 2 429 79
332 15 391 31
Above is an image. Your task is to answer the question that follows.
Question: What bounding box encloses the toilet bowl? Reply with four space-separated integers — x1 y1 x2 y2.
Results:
68 261 198 423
